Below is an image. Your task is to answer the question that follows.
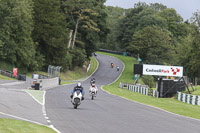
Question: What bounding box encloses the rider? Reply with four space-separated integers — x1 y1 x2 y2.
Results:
71 82 84 100
116 66 119 71
90 78 96 85
111 63 114 68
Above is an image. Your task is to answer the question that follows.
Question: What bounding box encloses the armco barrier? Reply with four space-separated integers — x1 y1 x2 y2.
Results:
0 69 17 79
120 82 159 98
177 91 200 106
0 69 26 81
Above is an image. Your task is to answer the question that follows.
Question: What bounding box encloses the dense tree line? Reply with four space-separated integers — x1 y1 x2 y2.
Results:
0 0 108 73
1 0 200 78
102 2 200 78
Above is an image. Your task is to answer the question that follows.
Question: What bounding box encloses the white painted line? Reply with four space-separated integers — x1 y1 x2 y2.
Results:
43 91 46 105
49 125 61 133
42 110 46 114
24 90 43 105
0 111 47 126
0 111 62 132
42 90 62 133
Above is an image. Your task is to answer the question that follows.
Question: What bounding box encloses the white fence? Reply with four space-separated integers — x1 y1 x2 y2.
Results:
120 82 159 98
177 91 200 106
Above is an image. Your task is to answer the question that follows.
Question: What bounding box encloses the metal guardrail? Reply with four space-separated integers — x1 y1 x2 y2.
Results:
98 49 137 58
0 69 26 81
177 91 200 106
0 69 17 79
120 82 159 98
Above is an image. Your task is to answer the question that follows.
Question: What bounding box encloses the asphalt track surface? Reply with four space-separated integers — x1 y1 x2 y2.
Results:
46 54 200 133
0 80 48 125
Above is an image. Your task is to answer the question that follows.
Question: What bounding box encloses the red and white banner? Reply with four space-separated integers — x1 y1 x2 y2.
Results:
13 68 18 77
143 64 183 77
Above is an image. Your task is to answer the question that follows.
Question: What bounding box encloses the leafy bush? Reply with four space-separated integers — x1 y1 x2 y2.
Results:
70 48 87 69
141 75 155 88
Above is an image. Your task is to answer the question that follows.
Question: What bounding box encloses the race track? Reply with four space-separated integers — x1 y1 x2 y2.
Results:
45 54 200 133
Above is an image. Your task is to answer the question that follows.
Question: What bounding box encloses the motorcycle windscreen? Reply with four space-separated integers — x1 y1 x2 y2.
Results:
75 90 81 95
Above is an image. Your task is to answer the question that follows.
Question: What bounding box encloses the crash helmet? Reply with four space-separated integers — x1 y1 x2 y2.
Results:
77 82 81 87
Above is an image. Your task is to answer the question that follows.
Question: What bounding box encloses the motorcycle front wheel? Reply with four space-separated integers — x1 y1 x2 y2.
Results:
74 105 77 109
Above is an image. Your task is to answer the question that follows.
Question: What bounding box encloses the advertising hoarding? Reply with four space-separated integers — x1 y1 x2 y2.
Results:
143 64 183 77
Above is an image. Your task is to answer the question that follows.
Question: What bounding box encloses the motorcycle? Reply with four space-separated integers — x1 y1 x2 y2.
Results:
71 90 82 109
111 63 114 68
89 85 98 100
116 66 119 71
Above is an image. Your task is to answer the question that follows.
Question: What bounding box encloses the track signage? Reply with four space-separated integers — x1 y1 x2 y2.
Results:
13 68 18 77
143 64 183 77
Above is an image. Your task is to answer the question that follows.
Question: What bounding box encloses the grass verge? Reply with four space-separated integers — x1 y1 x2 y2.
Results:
98 51 200 120
59 57 98 84
25 90 44 105
0 118 55 133
0 75 16 80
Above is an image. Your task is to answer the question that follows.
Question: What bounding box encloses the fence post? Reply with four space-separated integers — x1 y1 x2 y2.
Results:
120 82 122 88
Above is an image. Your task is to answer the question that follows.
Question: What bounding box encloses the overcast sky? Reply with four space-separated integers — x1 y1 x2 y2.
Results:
104 0 200 20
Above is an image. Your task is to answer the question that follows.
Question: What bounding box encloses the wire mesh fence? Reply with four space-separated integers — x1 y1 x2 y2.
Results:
47 65 61 78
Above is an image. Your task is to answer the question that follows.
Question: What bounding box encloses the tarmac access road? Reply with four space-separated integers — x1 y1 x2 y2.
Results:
45 53 200 133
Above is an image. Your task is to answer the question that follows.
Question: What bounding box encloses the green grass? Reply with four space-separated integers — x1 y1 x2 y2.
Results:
0 75 16 80
98 51 200 120
87 57 98 76
60 57 98 83
26 71 48 78
61 80 73 85
25 90 44 104
191 86 200 95
184 85 200 95
0 118 55 133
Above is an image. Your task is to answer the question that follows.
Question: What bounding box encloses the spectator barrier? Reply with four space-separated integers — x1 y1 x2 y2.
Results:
120 82 159 98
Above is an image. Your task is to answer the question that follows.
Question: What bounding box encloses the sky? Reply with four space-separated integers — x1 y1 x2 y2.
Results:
104 0 200 21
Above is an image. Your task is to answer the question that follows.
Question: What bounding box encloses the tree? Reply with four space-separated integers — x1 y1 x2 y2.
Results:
103 6 128 50
137 8 167 30
158 8 183 39
33 0 69 70
117 6 144 49
62 0 108 58
149 3 167 11
0 0 35 72
176 11 200 77
128 26 174 64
